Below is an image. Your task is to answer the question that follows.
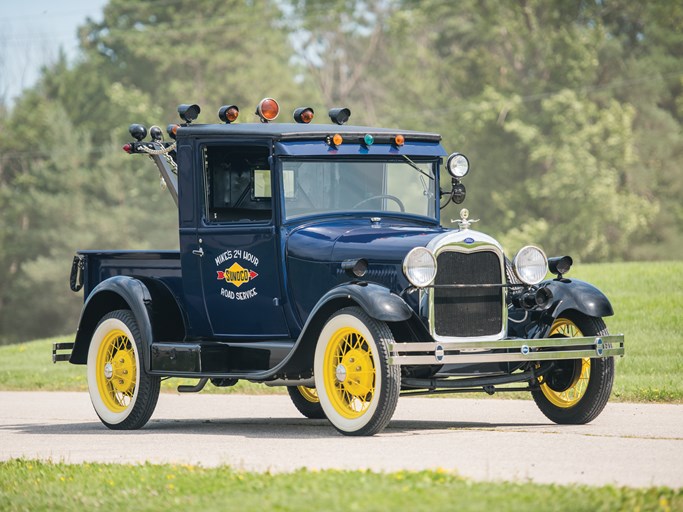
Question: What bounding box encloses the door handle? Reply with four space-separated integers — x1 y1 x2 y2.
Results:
192 247 204 257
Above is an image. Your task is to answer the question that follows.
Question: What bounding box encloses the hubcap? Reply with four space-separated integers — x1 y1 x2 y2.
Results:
103 362 113 380
335 364 347 382
323 326 376 419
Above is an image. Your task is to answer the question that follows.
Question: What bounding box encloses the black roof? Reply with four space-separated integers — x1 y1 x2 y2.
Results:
177 122 442 142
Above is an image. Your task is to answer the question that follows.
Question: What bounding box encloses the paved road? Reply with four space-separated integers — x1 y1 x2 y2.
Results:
1 391 681 488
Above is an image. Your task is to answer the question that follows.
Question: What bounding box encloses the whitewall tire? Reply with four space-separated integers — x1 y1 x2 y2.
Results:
313 307 400 436
87 310 160 429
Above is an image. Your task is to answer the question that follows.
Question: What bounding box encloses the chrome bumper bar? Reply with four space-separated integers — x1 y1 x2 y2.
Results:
388 334 624 366
52 342 74 363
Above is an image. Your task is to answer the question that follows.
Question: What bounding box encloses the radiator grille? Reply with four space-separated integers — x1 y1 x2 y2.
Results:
433 250 503 337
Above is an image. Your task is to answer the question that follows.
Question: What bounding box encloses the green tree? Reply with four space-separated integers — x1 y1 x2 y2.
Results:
592 1 683 259
363 0 667 260
0 0 303 344
69 0 304 133
285 0 398 125
0 94 90 341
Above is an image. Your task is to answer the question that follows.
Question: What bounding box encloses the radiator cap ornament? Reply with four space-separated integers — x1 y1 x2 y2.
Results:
453 208 479 230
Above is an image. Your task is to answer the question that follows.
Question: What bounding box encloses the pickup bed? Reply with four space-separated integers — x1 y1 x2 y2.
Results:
74 251 182 298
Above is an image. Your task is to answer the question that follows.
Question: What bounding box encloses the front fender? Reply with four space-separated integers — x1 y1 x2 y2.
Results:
276 283 413 376
70 276 154 369
543 278 614 320
314 282 413 322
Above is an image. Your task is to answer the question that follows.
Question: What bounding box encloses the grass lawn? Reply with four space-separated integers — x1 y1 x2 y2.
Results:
571 261 683 402
0 460 679 512
0 261 681 402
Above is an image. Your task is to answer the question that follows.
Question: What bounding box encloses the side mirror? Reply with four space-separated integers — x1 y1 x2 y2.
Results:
451 181 466 204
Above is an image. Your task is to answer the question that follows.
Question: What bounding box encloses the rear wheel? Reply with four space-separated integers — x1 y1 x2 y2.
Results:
287 386 326 419
87 310 160 429
532 313 614 424
314 307 400 436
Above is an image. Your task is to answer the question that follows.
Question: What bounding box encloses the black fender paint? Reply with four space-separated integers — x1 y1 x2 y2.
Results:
312 282 413 323
69 276 155 370
539 279 614 335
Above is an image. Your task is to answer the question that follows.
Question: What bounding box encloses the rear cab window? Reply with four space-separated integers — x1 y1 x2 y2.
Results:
202 145 272 223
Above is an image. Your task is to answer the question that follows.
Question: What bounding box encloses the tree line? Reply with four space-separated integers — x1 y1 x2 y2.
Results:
0 0 681 344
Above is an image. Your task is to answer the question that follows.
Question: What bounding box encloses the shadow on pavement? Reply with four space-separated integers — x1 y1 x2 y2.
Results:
1 416 548 439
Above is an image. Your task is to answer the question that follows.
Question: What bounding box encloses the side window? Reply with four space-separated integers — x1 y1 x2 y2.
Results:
203 145 272 223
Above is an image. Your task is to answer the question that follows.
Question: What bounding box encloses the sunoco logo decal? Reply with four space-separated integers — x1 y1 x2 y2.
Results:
217 262 258 287
214 249 260 301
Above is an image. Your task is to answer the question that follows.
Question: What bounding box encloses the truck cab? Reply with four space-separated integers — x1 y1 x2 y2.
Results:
55 99 624 436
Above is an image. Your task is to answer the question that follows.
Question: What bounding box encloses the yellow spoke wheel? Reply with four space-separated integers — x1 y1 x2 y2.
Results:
87 310 160 430
531 314 615 425
539 319 590 408
96 328 137 412
297 386 319 403
287 386 326 419
314 307 400 436
323 327 376 419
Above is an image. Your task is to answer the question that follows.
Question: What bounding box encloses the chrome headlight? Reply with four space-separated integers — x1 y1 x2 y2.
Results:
403 247 437 288
512 246 548 285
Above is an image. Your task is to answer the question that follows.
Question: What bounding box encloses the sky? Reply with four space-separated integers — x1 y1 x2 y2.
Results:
0 0 108 106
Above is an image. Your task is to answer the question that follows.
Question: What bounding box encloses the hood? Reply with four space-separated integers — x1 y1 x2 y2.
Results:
286 218 446 263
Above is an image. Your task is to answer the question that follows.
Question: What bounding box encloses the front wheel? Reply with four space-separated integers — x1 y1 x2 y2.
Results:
531 313 614 424
87 310 160 429
314 307 400 436
287 386 326 419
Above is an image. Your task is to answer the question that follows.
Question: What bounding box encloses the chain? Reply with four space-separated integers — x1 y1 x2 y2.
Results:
137 140 178 174
136 140 176 156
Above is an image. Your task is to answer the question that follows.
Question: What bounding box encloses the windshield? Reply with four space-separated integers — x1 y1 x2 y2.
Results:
282 159 437 220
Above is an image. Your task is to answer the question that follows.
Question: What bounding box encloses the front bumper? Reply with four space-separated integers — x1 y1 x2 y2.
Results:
389 334 624 366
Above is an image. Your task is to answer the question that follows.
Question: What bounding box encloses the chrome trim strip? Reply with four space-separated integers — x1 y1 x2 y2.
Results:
388 334 625 365
390 335 624 352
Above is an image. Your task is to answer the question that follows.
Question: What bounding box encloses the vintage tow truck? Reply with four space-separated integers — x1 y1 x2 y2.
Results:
54 99 624 436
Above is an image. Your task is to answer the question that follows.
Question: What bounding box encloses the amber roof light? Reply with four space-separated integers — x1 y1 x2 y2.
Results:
256 98 280 122
294 107 314 124
218 105 240 123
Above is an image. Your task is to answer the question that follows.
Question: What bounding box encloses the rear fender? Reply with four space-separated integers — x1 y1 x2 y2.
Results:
70 276 185 370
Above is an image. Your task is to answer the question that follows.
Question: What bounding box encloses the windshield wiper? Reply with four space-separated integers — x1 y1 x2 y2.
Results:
402 154 434 180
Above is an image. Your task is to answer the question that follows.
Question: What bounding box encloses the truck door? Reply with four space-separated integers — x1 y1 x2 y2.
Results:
195 143 289 338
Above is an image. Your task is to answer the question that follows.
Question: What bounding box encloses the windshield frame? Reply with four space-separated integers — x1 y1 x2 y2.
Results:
277 155 442 225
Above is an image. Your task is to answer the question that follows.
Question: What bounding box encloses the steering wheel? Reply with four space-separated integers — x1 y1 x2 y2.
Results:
352 194 405 212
